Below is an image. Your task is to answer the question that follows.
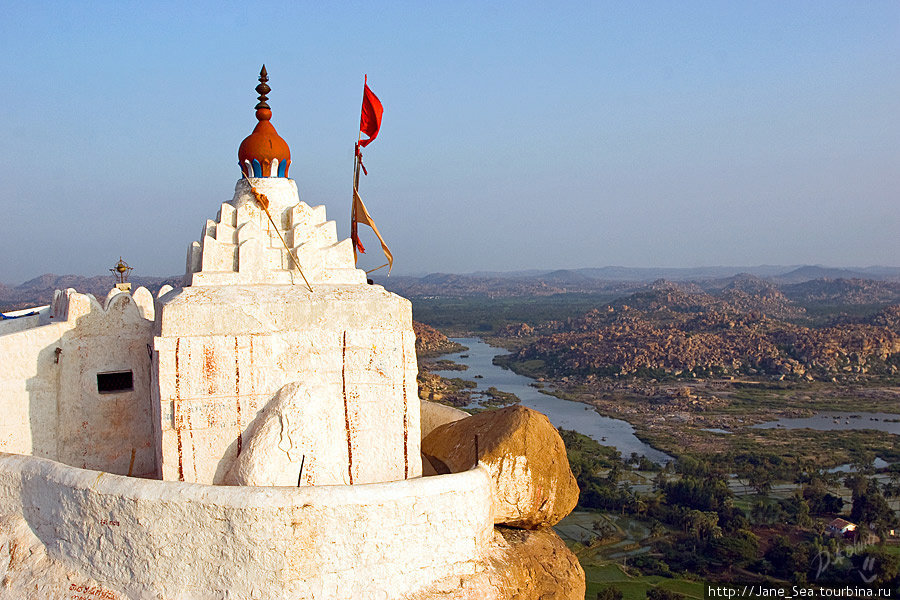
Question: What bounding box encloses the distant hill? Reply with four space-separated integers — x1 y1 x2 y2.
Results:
532 269 593 284
392 265 900 290
0 274 180 312
770 265 881 284
781 278 900 306
383 265 900 304
5 264 900 313
467 266 800 281
570 265 800 281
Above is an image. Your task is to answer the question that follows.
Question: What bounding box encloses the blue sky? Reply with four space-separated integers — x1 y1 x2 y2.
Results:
1 1 898 283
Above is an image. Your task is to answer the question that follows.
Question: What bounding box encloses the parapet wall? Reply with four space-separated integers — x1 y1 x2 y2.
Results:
0 453 494 600
0 317 70 458
0 305 50 336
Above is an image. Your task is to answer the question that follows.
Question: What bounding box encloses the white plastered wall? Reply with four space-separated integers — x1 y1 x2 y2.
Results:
154 284 421 485
0 289 155 476
0 316 68 458
0 453 493 600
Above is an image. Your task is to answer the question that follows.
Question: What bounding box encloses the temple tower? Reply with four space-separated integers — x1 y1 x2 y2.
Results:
152 67 420 485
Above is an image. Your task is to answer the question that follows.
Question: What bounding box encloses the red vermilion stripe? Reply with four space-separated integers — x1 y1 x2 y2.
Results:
402 339 409 479
175 338 184 482
235 336 242 457
342 331 354 484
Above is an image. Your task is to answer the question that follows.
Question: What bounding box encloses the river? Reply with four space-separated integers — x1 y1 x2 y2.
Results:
752 412 900 434
431 337 672 464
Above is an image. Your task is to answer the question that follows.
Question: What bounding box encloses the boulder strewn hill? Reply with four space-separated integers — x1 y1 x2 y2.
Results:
413 321 467 357
499 292 900 381
781 278 900 306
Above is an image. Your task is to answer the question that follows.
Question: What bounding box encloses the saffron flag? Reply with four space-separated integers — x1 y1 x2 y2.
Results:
352 187 393 274
358 77 383 148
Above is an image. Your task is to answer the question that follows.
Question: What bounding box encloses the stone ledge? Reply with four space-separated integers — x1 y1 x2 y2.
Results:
157 284 411 336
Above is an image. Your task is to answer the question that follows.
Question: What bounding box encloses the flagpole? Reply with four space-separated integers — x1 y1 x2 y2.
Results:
354 74 367 189
351 74 391 275
351 75 366 262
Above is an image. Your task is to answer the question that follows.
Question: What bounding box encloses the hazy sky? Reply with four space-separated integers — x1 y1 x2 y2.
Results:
1 1 898 284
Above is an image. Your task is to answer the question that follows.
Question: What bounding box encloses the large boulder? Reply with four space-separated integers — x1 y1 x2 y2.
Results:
224 382 309 486
421 405 578 529
420 399 469 439
420 400 470 476
406 527 586 600
488 527 586 600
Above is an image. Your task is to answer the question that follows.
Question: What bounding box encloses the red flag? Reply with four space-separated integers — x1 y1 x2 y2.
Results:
359 76 383 148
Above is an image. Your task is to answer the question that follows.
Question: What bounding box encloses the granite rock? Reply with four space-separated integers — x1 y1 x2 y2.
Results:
422 405 578 528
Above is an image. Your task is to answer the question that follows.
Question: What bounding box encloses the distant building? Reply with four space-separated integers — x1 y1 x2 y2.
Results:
826 517 857 538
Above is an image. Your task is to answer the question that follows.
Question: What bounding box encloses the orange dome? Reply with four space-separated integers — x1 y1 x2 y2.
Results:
238 66 291 178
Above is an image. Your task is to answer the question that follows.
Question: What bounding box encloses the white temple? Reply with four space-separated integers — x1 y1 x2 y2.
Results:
0 68 583 599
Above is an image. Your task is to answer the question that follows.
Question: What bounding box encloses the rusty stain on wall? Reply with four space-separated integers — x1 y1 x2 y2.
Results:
342 331 354 485
202 345 217 396
175 338 184 482
234 336 242 457
181 340 198 480
303 456 315 486
402 341 408 479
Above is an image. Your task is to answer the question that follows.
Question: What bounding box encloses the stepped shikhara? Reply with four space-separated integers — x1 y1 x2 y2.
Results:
0 67 584 599
186 178 365 286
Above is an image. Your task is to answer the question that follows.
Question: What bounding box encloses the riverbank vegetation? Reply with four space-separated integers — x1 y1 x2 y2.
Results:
416 355 521 409
555 431 900 594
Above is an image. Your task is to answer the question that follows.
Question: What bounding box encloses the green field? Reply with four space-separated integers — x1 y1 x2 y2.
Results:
584 563 706 600
557 511 707 600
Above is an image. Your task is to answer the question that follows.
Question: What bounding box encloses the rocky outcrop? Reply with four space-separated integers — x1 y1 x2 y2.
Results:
488 527 585 600
421 406 578 529
420 400 469 440
225 382 310 486
406 527 585 600
414 321 467 358
416 371 478 406
506 303 900 380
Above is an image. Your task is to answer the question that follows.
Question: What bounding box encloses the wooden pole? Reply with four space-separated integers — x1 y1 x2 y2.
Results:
242 173 313 292
298 454 306 486
351 75 366 263
261 203 313 292
354 75 367 189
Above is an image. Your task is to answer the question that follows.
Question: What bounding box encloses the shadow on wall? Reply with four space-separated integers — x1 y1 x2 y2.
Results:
22 289 156 477
26 342 60 461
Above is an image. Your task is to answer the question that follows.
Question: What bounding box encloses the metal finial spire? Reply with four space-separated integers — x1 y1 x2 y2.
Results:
255 65 270 110
109 257 133 284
